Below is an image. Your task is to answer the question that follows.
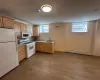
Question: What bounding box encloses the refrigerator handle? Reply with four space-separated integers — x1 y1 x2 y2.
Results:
16 43 18 51
14 32 18 51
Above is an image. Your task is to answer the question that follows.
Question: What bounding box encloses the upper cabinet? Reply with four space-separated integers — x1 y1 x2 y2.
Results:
0 17 3 28
33 25 40 36
26 24 33 36
3 17 14 29
14 22 21 38
0 16 15 29
20 23 26 31
0 15 33 38
14 22 33 38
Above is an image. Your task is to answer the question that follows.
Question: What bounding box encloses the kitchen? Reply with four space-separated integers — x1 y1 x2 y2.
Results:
1 0 100 80
0 15 55 78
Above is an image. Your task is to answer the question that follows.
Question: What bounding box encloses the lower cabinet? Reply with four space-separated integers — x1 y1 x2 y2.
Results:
18 45 26 62
36 42 54 53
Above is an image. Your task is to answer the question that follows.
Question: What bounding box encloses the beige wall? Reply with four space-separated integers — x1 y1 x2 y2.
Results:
39 21 96 53
40 23 66 51
65 21 96 54
93 20 100 56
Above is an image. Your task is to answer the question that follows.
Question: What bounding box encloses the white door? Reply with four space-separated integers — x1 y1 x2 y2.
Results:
0 42 19 78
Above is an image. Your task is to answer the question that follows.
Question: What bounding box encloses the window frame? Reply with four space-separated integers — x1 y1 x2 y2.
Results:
72 22 88 33
40 25 49 33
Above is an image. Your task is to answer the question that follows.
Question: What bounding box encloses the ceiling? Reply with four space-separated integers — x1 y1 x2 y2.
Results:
0 0 100 24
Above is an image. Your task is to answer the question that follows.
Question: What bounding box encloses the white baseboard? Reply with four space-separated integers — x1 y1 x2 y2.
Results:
65 50 91 55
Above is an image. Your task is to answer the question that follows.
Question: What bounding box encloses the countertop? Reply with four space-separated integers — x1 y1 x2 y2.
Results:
17 43 26 47
35 40 54 43
17 40 54 47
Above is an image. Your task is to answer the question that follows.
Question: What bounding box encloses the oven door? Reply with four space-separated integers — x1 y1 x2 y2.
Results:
26 42 35 58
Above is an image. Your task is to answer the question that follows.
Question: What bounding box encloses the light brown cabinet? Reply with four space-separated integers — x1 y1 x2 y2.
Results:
26 24 33 36
0 17 3 27
14 22 32 38
36 42 54 53
36 42 44 52
20 23 26 31
0 16 15 28
43 43 54 53
18 45 26 62
14 22 21 38
3 17 14 29
33 25 40 36
0 15 33 39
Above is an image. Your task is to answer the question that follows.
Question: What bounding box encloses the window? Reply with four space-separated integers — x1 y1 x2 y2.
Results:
72 22 88 32
40 25 49 33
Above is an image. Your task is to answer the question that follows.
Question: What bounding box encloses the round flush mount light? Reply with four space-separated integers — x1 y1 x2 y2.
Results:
41 4 52 12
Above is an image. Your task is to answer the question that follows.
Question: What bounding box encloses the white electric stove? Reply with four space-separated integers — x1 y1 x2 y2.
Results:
26 42 36 58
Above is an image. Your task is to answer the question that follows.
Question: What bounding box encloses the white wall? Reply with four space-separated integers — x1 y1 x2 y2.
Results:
39 21 96 54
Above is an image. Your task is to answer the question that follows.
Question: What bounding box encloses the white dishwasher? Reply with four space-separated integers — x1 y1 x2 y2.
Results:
26 42 36 58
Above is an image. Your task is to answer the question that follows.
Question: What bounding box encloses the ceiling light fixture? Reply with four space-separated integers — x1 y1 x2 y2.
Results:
41 4 52 12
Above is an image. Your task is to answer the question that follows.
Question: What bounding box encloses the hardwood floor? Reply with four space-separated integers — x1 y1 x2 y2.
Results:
1 52 100 80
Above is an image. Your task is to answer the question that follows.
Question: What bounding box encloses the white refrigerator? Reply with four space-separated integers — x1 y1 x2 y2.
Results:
0 28 19 78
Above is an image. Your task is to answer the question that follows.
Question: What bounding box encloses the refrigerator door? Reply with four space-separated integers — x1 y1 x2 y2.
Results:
0 42 19 78
5 29 16 42
0 28 15 42
0 28 7 42
0 43 6 77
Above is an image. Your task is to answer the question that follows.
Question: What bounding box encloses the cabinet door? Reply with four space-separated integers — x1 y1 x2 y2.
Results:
14 22 21 38
18 45 26 62
44 43 54 53
36 42 42 51
36 42 44 52
0 17 3 28
3 17 14 29
36 42 40 51
26 24 33 36
20 23 26 31
33 25 40 36
39 43 44 52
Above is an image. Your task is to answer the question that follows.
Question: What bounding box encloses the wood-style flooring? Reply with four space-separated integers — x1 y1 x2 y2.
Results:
1 52 100 80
